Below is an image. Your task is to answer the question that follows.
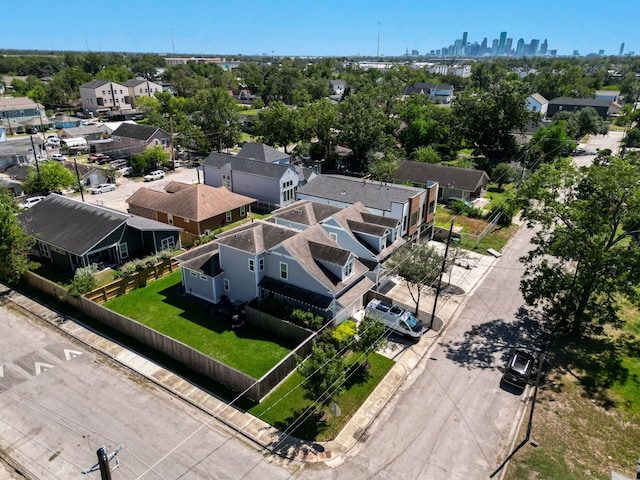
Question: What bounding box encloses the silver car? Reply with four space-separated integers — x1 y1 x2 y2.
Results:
90 183 116 194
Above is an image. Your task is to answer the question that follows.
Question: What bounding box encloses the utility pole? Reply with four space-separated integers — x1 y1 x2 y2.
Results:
429 219 454 330
30 135 41 183
96 446 113 480
74 159 85 202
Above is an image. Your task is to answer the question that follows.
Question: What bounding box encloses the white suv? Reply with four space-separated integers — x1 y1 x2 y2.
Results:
144 170 165 181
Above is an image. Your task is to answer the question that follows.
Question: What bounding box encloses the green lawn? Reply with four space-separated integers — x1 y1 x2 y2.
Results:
104 271 295 378
505 301 640 480
250 352 395 441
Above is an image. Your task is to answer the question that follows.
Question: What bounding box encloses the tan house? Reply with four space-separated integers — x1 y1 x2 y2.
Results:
79 80 132 114
122 78 163 107
126 181 256 244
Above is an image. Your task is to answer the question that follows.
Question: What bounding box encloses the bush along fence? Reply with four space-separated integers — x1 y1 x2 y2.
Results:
84 257 179 303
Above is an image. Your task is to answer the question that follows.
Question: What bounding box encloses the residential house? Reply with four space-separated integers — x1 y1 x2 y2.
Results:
595 90 621 103
329 79 347 96
79 80 133 114
110 123 172 157
402 83 454 103
546 97 612 119
122 78 163 108
0 97 48 134
50 114 82 129
0 136 46 170
126 181 256 243
394 161 488 204
59 124 109 142
19 194 182 272
268 200 404 287
202 147 317 210
295 174 433 239
176 221 374 323
59 160 109 188
527 93 549 115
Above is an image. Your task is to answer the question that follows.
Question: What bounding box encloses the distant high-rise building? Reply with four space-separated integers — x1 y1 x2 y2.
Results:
540 39 548 55
480 37 488 55
619 43 625 55
491 39 499 56
516 38 525 56
411 49 419 56
573 50 580 56
598 49 605 56
505 38 513 55
498 32 507 55
461 31 468 55
529 39 540 56
549 49 557 56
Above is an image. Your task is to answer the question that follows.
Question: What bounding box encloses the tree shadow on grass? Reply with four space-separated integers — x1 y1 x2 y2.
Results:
548 333 638 411
441 305 545 372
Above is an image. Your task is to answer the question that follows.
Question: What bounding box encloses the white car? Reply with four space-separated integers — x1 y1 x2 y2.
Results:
364 299 424 339
50 154 68 161
19 196 46 209
90 183 116 194
144 170 165 181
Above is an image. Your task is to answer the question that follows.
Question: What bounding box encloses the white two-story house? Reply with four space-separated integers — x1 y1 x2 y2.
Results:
79 80 133 114
177 220 374 323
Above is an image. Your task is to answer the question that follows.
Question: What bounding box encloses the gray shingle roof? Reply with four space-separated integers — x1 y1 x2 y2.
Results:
80 80 112 89
548 97 612 107
112 123 163 141
296 174 424 212
204 152 294 180
19 194 179 256
394 161 488 193
270 200 343 226
236 142 290 163
214 221 298 253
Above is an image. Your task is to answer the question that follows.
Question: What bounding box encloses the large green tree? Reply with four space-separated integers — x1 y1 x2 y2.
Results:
190 88 241 152
297 342 347 407
453 79 537 160
22 161 77 194
0 189 35 283
255 101 299 153
517 156 640 337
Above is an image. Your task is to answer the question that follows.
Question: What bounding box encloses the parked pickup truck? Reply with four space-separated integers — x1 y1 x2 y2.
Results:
364 299 424 339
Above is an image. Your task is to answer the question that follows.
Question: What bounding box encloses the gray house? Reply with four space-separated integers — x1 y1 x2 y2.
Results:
177 220 374 323
0 136 46 170
19 194 182 272
269 200 405 287
202 149 317 210
295 174 431 239
393 161 489 203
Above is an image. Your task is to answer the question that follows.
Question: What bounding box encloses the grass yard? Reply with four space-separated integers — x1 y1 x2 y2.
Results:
250 352 395 441
104 270 295 378
504 301 640 480
435 205 519 253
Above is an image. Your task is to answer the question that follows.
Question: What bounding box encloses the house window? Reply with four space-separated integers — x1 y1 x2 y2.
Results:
259 257 264 271
199 275 207 280
248 258 255 272
225 211 232 222
223 278 230 291
240 206 245 217
161 236 175 250
344 259 354 278
428 200 436 214
39 242 50 259
330 232 338 242
119 242 129 259
410 211 418 227
222 174 232 189
280 262 288 280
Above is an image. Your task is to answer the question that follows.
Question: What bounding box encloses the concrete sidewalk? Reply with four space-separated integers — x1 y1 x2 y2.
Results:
0 245 498 464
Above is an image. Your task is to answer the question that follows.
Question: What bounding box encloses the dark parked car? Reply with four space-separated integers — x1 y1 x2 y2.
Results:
502 350 535 389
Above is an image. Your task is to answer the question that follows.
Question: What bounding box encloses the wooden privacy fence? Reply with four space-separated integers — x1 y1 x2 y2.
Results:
22 271 315 402
85 258 179 303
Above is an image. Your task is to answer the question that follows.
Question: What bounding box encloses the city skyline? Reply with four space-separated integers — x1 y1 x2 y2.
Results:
2 0 638 58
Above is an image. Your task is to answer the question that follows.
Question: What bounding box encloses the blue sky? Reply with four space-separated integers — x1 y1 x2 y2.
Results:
3 0 639 57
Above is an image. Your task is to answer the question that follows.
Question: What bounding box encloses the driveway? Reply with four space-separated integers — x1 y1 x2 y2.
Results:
85 166 203 213
573 130 624 167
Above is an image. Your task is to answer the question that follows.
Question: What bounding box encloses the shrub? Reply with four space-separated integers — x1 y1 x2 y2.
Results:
291 309 325 330
331 320 357 351
68 264 99 297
